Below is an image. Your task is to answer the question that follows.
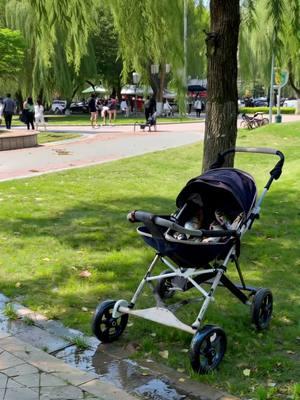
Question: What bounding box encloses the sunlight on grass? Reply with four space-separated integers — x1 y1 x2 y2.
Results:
0 121 299 398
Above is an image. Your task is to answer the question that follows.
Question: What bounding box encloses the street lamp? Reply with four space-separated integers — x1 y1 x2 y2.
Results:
132 72 140 114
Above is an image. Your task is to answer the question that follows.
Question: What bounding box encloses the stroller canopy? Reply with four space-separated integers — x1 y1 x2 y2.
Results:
176 168 257 217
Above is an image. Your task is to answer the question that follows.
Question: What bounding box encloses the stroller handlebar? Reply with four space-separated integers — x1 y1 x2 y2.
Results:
210 147 285 182
127 211 238 238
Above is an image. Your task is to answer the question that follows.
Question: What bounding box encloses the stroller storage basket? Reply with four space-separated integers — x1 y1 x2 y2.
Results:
137 225 235 268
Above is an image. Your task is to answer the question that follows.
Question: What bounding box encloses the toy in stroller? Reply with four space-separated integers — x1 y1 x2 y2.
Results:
92 147 284 373
135 112 157 132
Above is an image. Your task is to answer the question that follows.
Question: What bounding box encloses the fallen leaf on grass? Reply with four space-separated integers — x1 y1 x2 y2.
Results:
180 349 189 353
159 350 169 359
79 270 91 278
42 257 50 262
243 368 251 377
286 350 295 355
15 282 21 288
81 307 88 312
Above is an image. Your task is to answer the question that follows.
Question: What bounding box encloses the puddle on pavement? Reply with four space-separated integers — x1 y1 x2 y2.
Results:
56 343 195 400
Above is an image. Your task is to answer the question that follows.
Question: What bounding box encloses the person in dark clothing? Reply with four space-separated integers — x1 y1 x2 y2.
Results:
144 96 151 121
23 97 35 130
148 95 156 119
3 93 16 129
88 93 98 128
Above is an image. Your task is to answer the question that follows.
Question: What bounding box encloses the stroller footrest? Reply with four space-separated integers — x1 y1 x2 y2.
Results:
119 306 195 335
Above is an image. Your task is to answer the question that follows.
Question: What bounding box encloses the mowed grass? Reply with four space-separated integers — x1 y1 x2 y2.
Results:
0 122 299 399
38 132 81 144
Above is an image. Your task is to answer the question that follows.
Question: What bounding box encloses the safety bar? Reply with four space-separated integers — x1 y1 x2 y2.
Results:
127 210 238 238
209 147 285 185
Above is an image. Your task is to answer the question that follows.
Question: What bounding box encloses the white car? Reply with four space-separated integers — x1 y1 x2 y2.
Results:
51 100 67 114
283 99 297 108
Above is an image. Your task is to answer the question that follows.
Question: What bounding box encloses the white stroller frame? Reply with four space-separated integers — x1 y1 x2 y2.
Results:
92 147 284 373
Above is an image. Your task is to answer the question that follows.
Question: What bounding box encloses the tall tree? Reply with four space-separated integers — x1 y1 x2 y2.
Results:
0 28 25 78
4 0 98 100
202 1 240 171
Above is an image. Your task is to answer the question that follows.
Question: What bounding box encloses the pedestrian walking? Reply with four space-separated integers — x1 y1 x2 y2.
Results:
88 93 98 128
144 96 151 121
2 93 16 129
101 101 109 126
108 97 117 125
23 97 35 130
0 99 3 126
120 98 129 117
162 99 172 117
34 99 47 131
194 97 202 118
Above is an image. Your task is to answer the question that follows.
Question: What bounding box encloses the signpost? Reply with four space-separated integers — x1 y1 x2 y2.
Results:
273 68 289 123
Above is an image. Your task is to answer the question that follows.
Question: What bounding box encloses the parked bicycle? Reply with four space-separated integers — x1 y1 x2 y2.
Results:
240 112 269 129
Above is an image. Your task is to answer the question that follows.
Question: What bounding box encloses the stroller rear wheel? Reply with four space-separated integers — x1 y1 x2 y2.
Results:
190 325 227 374
155 269 175 299
251 288 273 330
92 300 128 343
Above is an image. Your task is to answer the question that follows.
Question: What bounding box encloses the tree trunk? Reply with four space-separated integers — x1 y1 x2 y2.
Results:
202 0 240 172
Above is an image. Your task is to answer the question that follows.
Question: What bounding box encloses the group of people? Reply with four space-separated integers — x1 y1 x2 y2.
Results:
88 94 117 128
0 94 47 131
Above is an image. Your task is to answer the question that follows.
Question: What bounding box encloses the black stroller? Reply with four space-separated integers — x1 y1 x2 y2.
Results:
135 112 157 132
92 147 284 373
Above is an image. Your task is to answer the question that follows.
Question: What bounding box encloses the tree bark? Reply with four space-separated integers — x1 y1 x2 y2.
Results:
202 0 240 172
288 59 300 97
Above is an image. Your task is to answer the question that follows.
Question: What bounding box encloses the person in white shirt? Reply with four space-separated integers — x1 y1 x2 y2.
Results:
34 99 47 131
194 97 203 118
120 98 129 117
162 99 172 117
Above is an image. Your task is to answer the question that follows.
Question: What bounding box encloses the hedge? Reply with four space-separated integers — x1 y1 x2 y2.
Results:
239 107 295 114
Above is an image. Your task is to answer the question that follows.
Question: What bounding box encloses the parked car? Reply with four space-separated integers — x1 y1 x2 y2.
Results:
253 97 268 107
51 100 67 114
69 101 89 114
283 99 297 108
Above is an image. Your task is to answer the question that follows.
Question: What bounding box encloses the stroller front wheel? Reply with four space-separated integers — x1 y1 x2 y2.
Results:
189 325 227 374
251 288 273 330
92 300 128 343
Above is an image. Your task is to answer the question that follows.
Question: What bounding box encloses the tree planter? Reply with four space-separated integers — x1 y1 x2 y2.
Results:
0 130 38 151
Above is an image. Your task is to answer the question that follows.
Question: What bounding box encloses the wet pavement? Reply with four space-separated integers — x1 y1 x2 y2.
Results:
0 294 238 400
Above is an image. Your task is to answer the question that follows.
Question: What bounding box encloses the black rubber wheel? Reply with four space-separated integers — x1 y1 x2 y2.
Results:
155 269 175 299
92 300 128 343
190 325 227 374
251 288 273 330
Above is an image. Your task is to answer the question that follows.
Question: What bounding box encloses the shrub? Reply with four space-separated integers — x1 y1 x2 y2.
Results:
239 106 295 114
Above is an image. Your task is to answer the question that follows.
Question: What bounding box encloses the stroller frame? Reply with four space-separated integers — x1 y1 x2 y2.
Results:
92 147 284 373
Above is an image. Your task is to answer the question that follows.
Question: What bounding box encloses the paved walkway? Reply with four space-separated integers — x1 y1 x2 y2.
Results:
0 295 238 400
0 122 204 181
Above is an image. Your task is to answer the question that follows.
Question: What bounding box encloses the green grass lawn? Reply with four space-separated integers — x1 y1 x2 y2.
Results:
0 122 299 399
37 132 81 144
12 114 199 126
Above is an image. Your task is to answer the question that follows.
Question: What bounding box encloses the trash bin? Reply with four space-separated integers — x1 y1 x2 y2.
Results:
275 114 282 123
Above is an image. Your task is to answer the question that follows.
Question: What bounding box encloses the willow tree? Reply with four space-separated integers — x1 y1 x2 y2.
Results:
4 0 98 101
202 0 300 171
109 0 208 104
239 0 300 98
